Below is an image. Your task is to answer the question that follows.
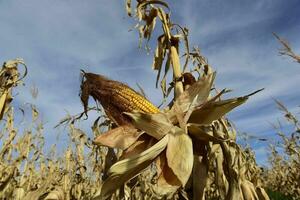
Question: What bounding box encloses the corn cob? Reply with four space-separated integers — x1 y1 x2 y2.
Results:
80 72 159 125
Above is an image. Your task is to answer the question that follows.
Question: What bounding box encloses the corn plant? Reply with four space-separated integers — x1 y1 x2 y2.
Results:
0 1 276 200
79 1 271 199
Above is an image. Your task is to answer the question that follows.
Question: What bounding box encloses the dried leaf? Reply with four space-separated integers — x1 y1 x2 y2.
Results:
0 91 8 120
97 135 169 199
188 124 228 143
120 134 154 159
126 0 132 16
189 94 252 125
166 129 193 186
173 72 215 114
124 111 173 139
93 125 142 150
153 153 181 197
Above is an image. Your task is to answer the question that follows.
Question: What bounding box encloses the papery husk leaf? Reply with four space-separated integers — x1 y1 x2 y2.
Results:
14 188 25 200
93 125 142 150
166 129 193 186
189 95 248 125
0 91 8 120
137 0 169 11
189 89 263 125
31 104 39 121
44 187 65 200
0 166 15 192
188 123 228 143
120 134 154 159
256 187 270 200
152 153 181 197
240 181 259 200
160 51 171 97
156 7 171 39
154 35 166 88
143 8 158 40
226 181 243 200
193 155 208 200
124 111 172 139
170 45 184 97
215 149 228 199
23 179 52 200
168 72 215 122
126 0 132 16
97 135 169 199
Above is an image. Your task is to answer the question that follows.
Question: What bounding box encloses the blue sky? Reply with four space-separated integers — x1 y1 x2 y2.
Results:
0 0 299 166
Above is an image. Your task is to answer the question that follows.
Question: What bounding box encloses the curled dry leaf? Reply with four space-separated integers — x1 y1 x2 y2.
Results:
44 187 65 200
0 58 27 120
120 134 154 160
172 72 215 114
153 153 181 197
188 90 263 124
93 125 142 150
96 135 169 199
187 123 228 143
166 128 193 186
124 111 172 139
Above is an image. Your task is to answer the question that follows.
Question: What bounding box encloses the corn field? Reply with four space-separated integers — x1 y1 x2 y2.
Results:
0 1 299 200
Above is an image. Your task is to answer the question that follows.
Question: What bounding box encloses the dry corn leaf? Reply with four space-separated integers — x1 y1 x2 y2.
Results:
273 32 300 63
22 179 52 200
97 135 169 199
44 187 65 200
93 125 142 150
14 188 25 200
124 111 172 139
31 104 39 121
160 52 171 97
0 91 8 120
126 0 132 16
166 129 193 186
156 7 171 39
189 90 263 124
187 124 228 143
173 72 215 113
192 155 208 200
153 153 181 197
215 150 228 199
256 187 270 200
120 134 154 159
241 181 259 200
170 45 184 97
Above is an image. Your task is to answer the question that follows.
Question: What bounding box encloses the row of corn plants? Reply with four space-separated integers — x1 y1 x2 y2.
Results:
1 1 298 200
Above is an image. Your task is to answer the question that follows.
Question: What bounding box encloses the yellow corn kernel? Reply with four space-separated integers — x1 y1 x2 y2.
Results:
115 85 160 114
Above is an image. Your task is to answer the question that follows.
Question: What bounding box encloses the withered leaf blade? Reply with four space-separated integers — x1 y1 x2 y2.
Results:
124 111 173 139
166 128 193 186
44 187 65 200
189 93 256 125
120 134 154 160
173 72 215 113
187 123 228 143
256 187 270 200
137 0 169 14
241 180 259 200
153 153 181 197
126 0 132 16
96 135 169 199
0 91 8 120
93 125 142 150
